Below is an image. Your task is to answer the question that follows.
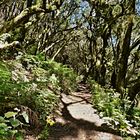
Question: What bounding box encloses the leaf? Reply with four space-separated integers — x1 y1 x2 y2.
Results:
0 117 9 123
112 4 122 17
46 117 55 126
0 123 8 128
21 111 29 123
10 130 18 135
0 117 5 123
10 118 21 128
0 129 6 135
49 74 58 85
15 134 24 140
0 62 11 81
4 112 17 118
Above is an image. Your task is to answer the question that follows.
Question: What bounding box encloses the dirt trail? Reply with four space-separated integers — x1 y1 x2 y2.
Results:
48 84 123 140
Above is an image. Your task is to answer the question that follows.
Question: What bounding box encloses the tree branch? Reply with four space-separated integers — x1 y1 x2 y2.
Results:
130 37 140 51
0 41 20 50
0 5 45 33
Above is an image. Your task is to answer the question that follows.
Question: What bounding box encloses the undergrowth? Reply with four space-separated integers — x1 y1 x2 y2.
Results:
89 79 140 140
0 54 77 139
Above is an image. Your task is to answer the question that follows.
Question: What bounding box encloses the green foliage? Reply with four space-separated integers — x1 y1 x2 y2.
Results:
0 54 77 138
0 110 28 140
89 79 140 138
38 125 49 140
41 60 77 93
0 62 11 82
0 0 139 139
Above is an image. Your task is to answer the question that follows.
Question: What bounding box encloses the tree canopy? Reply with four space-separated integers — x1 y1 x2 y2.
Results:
0 0 140 139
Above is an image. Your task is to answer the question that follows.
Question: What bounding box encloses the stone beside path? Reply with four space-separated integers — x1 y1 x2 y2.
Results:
48 85 123 140
67 103 104 126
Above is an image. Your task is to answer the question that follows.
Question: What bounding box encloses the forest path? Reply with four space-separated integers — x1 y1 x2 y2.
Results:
48 84 123 140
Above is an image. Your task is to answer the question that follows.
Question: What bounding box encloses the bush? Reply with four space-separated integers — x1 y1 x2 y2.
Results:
0 54 77 139
0 110 27 140
89 79 140 139
41 60 77 93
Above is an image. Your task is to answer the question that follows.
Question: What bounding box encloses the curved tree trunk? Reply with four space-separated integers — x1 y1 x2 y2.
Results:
116 18 133 94
128 78 140 101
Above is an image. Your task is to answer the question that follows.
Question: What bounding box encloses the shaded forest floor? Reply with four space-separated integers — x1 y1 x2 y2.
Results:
47 84 123 140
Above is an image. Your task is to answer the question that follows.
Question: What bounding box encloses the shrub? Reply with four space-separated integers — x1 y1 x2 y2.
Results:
0 54 77 139
0 110 28 140
89 79 140 139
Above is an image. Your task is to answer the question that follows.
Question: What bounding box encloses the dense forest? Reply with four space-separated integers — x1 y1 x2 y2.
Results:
0 0 140 140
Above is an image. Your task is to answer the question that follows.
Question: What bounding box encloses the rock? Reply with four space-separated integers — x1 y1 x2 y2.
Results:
49 87 123 140
67 103 104 126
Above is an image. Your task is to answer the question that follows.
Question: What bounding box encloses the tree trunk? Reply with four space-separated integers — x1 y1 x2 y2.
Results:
116 18 133 94
128 78 140 101
115 1 135 94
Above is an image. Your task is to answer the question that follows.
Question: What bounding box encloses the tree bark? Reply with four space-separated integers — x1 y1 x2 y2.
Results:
116 18 133 94
0 6 45 33
128 77 140 101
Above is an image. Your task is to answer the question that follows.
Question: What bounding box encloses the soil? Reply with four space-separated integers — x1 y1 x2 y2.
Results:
48 84 123 140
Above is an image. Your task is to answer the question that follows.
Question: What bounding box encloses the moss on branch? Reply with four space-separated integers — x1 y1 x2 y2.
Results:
0 6 45 33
